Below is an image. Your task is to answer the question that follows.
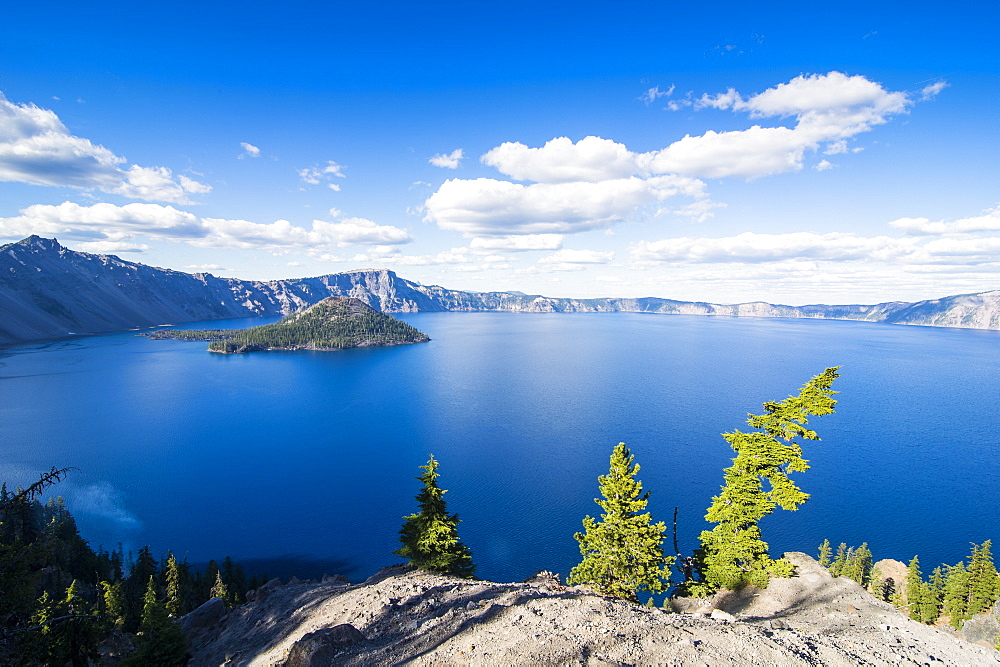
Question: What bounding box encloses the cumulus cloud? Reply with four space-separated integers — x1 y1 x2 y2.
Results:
482 136 638 183
889 206 1000 235
299 161 346 186
426 175 706 236
0 201 413 254
423 72 934 238
0 93 210 203
429 148 464 169
239 142 261 158
537 248 614 264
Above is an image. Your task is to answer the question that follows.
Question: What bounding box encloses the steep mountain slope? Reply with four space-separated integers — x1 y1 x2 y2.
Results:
2 236 998 346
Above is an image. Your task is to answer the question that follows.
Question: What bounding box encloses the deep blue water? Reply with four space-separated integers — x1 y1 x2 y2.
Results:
1 313 997 583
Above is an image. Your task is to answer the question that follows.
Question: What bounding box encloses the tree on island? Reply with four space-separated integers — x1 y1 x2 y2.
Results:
395 455 475 578
567 443 673 601
687 367 840 595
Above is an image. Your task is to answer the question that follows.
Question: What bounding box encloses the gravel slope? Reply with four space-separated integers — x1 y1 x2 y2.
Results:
186 553 1000 666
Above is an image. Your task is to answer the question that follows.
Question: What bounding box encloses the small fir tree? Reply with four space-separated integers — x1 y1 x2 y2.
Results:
967 540 1000 616
693 368 839 593
124 576 187 666
165 552 183 617
567 443 673 601
210 571 231 607
830 543 849 577
817 539 832 568
395 455 475 578
100 580 125 630
943 561 970 628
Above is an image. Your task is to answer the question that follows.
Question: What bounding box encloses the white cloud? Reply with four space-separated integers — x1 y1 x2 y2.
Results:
631 231 919 264
426 175 706 236
0 201 412 254
423 72 933 238
299 161 346 186
537 248 614 264
239 142 261 158
482 136 637 183
469 234 564 251
639 85 674 105
185 263 224 271
921 81 948 100
889 206 1000 235
0 93 210 203
429 148 464 169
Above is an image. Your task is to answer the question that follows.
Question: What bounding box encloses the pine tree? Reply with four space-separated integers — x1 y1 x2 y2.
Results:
967 540 1000 616
210 571 231 607
164 552 184 617
943 561 970 628
869 566 887 601
817 539 832 568
100 580 125 630
395 455 475 578
123 576 187 666
843 543 873 587
567 443 673 601
694 368 839 593
905 556 937 624
830 543 848 577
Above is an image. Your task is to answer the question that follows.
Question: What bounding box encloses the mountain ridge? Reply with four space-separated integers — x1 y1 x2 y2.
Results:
2 235 998 346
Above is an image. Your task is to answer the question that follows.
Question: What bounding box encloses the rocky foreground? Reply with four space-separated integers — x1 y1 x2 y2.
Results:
182 553 1000 666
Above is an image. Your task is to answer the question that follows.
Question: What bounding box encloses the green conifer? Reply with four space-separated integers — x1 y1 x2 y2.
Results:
396 455 475 578
830 543 848 577
967 540 999 616
567 443 673 601
100 580 125 630
694 368 839 593
943 561 970 628
817 539 832 568
164 552 184 617
210 571 231 607
123 576 187 666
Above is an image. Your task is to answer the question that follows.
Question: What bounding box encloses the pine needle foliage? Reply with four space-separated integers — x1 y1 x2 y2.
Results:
692 368 840 594
567 443 672 601
396 456 475 578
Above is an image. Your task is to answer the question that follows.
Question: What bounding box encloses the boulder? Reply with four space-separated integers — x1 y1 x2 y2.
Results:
961 599 1000 646
180 597 227 634
282 624 365 666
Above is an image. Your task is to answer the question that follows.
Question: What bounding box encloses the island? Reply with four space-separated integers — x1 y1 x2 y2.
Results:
143 296 430 354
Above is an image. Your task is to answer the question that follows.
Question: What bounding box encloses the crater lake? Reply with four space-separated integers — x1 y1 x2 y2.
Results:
1 312 997 582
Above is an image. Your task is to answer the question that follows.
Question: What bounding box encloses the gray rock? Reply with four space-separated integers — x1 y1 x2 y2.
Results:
962 599 1000 645
321 573 350 585
282 624 365 666
180 597 227 634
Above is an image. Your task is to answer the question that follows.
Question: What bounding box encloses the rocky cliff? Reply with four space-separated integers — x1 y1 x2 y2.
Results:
2 236 999 346
181 553 1000 665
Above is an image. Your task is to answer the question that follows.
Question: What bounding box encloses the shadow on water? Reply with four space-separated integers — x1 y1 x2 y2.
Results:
190 554 365 582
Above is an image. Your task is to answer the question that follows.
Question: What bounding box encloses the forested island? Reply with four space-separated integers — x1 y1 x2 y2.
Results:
144 296 429 354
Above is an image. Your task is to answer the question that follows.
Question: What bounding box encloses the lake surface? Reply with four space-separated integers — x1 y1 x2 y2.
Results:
1 313 997 583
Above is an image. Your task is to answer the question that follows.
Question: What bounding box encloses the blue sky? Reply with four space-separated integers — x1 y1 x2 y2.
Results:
0 0 996 304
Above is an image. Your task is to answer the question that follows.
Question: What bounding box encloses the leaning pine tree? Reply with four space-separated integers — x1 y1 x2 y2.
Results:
567 443 673 601
395 455 475 578
691 367 840 594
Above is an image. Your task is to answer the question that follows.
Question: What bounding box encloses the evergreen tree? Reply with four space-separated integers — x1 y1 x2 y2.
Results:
210 571 231 607
566 443 673 601
100 580 125 630
943 561 970 628
869 566 887 601
124 545 157 632
164 552 186 617
829 543 848 577
395 455 475 578
967 540 1000 616
29 581 102 666
123 576 187 666
693 368 839 593
843 543 873 587
905 556 938 624
817 539 832 568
